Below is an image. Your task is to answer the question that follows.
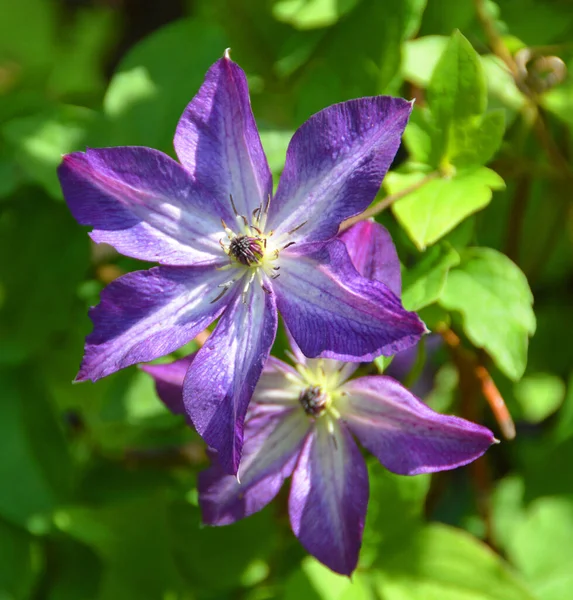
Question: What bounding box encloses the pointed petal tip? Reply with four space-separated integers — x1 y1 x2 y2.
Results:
224 47 232 60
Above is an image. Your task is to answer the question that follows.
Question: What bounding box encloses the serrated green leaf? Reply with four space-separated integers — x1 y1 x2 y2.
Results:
389 167 505 250
402 243 460 311
440 248 536 380
374 524 535 600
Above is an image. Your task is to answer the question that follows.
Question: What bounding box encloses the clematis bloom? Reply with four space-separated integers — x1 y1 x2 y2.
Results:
58 52 425 474
143 222 496 575
144 335 495 576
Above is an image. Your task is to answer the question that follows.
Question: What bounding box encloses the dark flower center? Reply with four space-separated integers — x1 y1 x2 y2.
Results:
299 386 329 417
229 235 264 266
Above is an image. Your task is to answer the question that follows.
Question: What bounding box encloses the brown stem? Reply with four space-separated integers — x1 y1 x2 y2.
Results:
340 171 440 231
437 325 515 440
473 0 518 76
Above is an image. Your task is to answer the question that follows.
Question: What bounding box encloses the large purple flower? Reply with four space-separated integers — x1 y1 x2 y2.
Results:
58 52 425 474
143 221 496 575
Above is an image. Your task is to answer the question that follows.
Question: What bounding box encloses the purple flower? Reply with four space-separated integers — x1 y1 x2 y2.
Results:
142 222 496 575
144 336 495 576
57 52 425 474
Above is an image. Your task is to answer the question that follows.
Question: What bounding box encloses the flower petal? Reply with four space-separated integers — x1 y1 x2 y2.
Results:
174 55 272 217
58 147 226 265
184 282 278 474
77 266 231 382
199 406 309 525
289 419 368 576
339 376 496 475
338 221 401 296
251 356 301 406
141 354 195 416
267 97 412 243
274 240 426 361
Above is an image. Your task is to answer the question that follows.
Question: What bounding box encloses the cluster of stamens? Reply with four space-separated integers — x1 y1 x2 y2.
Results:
299 385 329 417
212 193 307 303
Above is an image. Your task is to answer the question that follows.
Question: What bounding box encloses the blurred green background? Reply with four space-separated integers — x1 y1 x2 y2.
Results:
1 0 573 598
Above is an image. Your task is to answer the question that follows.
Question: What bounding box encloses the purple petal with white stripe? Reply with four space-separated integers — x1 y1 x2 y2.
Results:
58 147 226 266
77 266 230 382
274 240 425 361
289 420 368 576
267 97 412 243
141 354 195 416
339 221 402 296
339 376 496 475
199 406 309 525
174 55 272 218
184 283 278 474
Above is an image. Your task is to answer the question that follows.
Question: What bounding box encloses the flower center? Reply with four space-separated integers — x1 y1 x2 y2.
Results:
299 385 329 417
211 193 306 304
229 235 265 266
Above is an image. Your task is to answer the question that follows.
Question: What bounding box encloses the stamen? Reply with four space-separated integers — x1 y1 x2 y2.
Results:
288 220 308 236
210 285 231 304
299 386 329 417
284 350 299 364
229 194 239 216
281 241 296 251
241 270 256 303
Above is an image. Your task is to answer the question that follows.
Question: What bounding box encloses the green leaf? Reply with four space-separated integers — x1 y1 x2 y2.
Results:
0 517 43 599
362 461 429 565
272 0 362 30
374 524 535 600
0 369 73 527
55 495 185 600
389 168 505 250
402 35 449 87
49 7 117 97
427 30 486 132
0 0 55 70
259 129 294 175
402 243 460 311
283 558 373 600
0 193 89 364
507 496 573 600
103 19 228 151
2 105 95 200
169 500 278 592
514 373 565 423
294 0 426 120
440 248 536 380
448 109 506 168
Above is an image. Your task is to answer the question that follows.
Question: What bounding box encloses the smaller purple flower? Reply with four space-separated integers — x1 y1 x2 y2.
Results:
144 347 496 576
